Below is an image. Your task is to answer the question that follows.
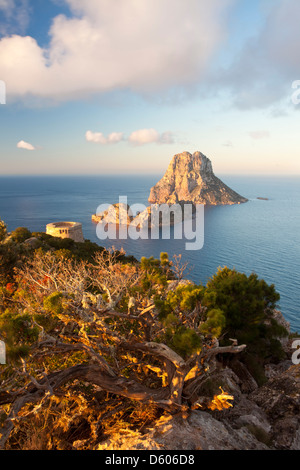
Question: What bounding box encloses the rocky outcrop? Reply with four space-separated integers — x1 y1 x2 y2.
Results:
97 410 270 450
96 362 300 451
71 311 298 451
249 364 300 449
94 320 300 451
92 203 186 229
92 203 134 225
148 151 248 205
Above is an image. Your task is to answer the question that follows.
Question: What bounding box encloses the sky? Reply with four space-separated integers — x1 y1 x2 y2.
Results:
0 0 300 176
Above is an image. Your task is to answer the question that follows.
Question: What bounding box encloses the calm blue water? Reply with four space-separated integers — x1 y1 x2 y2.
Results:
0 174 299 332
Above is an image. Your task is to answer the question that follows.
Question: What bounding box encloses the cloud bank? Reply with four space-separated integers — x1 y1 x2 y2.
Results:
0 0 298 110
86 128 174 146
0 0 232 101
85 130 124 144
128 129 174 146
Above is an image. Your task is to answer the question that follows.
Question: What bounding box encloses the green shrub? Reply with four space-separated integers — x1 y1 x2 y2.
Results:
0 310 39 361
43 292 64 315
11 227 32 243
199 308 226 338
203 267 288 381
203 267 282 343
158 313 202 359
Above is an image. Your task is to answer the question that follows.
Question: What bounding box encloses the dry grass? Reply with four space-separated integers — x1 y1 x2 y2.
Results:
4 388 162 450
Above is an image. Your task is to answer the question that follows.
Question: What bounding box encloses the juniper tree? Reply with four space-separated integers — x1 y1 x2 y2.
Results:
203 266 288 381
0 250 246 448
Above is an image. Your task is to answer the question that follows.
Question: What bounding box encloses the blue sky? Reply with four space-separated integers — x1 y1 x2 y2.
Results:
0 0 299 175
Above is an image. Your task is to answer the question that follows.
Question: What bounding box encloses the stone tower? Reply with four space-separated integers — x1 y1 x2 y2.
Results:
46 222 84 243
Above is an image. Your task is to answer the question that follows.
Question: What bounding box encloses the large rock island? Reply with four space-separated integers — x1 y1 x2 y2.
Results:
149 151 248 205
92 151 248 228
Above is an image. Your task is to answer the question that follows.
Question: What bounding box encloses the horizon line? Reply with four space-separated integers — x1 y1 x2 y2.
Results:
0 172 300 178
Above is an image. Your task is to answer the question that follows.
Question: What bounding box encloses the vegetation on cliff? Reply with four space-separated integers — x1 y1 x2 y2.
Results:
0 219 288 449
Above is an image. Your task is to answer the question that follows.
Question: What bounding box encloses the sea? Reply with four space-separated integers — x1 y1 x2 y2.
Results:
0 174 299 332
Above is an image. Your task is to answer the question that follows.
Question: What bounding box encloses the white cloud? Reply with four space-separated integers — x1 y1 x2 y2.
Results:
85 130 124 144
86 128 174 146
0 0 233 101
128 129 174 146
128 129 160 145
17 140 36 150
106 132 125 144
85 131 106 144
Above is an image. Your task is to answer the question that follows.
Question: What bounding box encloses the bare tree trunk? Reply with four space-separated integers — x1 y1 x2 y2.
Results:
0 363 171 449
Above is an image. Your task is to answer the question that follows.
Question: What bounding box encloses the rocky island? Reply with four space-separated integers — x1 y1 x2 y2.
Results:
92 151 248 228
149 151 248 205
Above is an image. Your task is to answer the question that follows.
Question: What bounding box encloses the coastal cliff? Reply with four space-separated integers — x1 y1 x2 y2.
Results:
149 151 248 205
1 220 299 451
98 360 300 451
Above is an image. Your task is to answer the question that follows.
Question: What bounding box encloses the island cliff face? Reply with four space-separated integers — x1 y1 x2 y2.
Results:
148 151 248 205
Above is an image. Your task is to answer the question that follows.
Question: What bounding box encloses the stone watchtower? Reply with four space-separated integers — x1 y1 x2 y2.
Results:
46 221 84 243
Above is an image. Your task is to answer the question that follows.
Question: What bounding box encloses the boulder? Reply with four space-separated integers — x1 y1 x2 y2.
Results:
97 411 269 450
250 364 300 449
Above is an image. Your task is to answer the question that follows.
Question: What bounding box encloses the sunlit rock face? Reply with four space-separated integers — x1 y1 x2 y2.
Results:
148 151 248 206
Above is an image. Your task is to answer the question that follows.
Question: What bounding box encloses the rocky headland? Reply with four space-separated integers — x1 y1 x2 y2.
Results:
97 312 300 451
149 151 248 206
